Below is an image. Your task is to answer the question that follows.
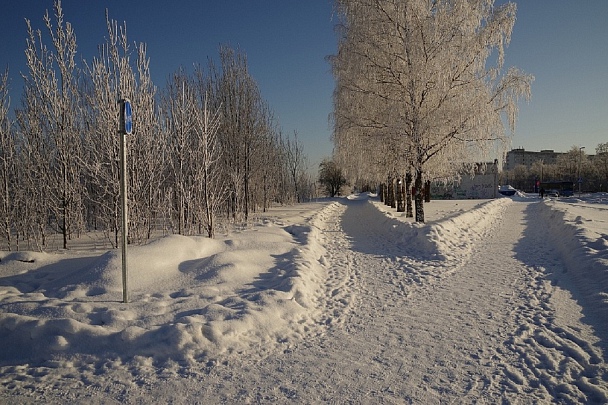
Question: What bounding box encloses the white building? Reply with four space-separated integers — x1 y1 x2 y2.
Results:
431 161 499 199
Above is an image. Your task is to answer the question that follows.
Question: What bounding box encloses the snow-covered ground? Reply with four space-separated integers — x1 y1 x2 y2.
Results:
1 193 607 403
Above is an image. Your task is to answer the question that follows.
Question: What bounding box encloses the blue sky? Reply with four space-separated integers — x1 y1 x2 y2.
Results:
503 1 608 155
0 1 606 170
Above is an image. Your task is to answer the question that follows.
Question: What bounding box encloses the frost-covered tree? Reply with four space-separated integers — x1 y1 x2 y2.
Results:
82 25 122 246
285 131 307 203
19 0 85 248
0 70 15 250
160 65 228 237
128 41 163 243
192 67 227 237
249 104 289 208
210 46 280 221
331 0 533 222
161 69 198 235
83 12 161 245
15 85 49 250
4 6 303 250
160 57 296 236
258 129 283 212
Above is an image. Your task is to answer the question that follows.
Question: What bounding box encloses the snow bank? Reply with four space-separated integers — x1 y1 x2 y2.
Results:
535 197 608 318
372 197 512 261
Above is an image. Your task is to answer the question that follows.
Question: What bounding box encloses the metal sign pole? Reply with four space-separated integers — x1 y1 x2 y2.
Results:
120 129 129 303
119 99 132 303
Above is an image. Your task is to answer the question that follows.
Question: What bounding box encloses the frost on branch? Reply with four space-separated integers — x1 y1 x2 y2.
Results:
330 0 533 222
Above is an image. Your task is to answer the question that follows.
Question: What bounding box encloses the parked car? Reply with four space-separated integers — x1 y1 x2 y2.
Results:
546 189 559 197
498 185 517 196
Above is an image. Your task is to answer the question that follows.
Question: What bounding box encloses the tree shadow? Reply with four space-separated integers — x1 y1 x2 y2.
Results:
0 254 108 298
239 249 303 297
339 197 443 261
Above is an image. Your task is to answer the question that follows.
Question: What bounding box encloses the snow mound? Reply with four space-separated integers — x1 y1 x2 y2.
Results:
372 198 511 261
0 214 330 367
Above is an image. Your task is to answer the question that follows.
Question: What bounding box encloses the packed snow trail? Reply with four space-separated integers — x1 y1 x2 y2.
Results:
2 196 607 403
131 197 606 403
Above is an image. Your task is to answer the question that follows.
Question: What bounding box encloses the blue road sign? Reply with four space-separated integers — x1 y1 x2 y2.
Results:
124 99 133 135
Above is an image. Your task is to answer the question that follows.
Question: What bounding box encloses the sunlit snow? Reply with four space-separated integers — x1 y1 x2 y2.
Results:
1 193 607 403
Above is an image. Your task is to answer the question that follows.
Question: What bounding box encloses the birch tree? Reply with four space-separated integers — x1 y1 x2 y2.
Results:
285 131 307 203
19 0 85 248
7 5 304 249
83 12 161 245
192 67 227 237
161 69 197 235
0 70 15 250
83 31 122 246
209 46 295 221
128 42 163 242
248 103 284 210
258 126 283 211
15 80 50 250
332 0 533 222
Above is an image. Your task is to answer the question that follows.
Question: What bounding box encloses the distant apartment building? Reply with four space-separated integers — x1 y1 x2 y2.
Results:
504 148 561 171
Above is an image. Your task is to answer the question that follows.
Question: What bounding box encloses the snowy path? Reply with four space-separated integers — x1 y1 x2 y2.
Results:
136 198 607 403
2 197 607 403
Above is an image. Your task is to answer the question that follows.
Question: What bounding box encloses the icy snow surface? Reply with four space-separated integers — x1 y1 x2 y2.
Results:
1 193 607 403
